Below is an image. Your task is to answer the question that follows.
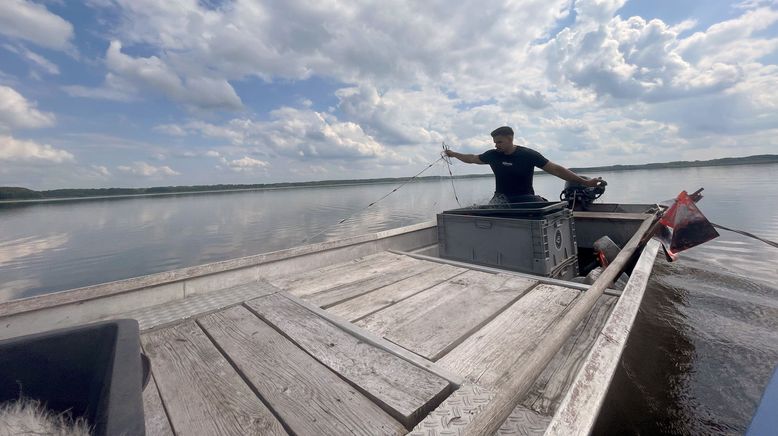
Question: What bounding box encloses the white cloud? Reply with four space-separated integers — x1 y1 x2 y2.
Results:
226 156 269 172
335 85 458 146
153 123 187 136
0 0 74 51
117 161 180 177
734 0 778 10
81 0 571 108
0 135 74 163
71 40 243 110
62 73 138 102
543 12 745 101
160 106 402 162
2 44 60 75
0 85 56 130
90 165 111 177
677 8 778 65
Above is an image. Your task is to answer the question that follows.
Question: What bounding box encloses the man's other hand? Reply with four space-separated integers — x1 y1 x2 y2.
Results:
585 177 606 188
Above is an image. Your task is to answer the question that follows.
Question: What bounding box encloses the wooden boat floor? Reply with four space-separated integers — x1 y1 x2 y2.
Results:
133 252 618 435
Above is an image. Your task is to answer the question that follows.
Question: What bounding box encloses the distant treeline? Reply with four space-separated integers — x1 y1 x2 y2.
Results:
3 154 777 201
568 154 778 173
0 176 488 201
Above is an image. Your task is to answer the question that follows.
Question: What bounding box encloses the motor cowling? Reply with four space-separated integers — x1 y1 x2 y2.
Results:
560 178 606 210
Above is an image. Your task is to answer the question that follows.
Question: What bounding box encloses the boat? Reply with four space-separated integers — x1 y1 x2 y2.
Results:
0 196 665 435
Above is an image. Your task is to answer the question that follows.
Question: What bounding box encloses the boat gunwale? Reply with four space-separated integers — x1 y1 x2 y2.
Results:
545 238 661 435
0 221 437 318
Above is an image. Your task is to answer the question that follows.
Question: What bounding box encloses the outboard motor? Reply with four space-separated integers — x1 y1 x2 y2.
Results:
560 178 606 210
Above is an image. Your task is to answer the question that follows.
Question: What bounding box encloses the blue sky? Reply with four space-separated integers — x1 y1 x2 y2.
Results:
1 0 777 189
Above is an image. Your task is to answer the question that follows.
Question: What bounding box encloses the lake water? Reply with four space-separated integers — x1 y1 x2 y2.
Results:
1 163 777 434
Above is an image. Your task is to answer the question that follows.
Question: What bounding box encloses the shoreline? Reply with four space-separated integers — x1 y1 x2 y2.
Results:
2 157 777 205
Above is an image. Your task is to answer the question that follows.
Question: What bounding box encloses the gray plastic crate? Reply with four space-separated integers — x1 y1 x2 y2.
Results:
437 203 578 280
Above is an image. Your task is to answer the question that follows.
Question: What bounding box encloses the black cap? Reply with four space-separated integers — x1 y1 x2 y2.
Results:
490 126 514 137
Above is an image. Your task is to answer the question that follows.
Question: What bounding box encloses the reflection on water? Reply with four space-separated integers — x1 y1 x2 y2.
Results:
1 163 777 434
0 234 70 266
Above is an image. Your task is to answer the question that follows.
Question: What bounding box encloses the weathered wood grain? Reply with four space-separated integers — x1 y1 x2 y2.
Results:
198 305 405 436
437 284 581 388
460 216 655 435
280 290 465 386
246 292 451 429
141 321 286 436
545 239 660 436
520 294 617 416
142 372 174 436
327 264 467 321
388 249 623 297
308 259 439 308
357 271 537 360
269 252 409 298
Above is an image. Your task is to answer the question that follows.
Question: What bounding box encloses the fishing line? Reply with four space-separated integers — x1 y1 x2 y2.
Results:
441 141 462 207
300 156 446 244
711 222 778 249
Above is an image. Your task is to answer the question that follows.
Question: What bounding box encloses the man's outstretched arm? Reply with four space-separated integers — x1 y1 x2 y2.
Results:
542 161 604 187
444 150 484 164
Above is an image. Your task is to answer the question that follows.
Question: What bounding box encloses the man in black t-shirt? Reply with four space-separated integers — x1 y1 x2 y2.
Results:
444 126 605 204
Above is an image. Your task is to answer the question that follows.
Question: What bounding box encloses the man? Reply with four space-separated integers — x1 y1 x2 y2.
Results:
444 126 605 204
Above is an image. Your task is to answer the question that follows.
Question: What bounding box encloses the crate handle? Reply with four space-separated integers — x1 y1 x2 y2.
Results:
475 220 493 229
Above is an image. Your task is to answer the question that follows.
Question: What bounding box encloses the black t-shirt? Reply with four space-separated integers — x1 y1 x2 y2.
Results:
478 147 549 197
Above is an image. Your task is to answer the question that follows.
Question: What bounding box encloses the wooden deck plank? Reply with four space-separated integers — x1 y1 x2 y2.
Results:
308 259 439 308
327 264 467 321
521 294 618 416
142 372 174 436
198 305 406 436
270 252 416 299
437 284 581 388
357 271 538 360
246 292 451 429
141 321 287 436
268 252 402 296
280 290 465 387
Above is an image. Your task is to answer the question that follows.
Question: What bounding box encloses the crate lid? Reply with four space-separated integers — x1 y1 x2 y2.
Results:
441 201 568 218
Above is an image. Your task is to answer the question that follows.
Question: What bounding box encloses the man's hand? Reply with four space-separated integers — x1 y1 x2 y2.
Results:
584 177 606 188
442 150 484 164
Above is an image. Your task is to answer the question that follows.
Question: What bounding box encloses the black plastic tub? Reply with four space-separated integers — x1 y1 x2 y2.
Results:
0 319 146 435
442 201 568 218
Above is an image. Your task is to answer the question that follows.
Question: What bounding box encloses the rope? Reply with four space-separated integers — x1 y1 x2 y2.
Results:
712 223 778 249
441 142 461 207
300 156 445 244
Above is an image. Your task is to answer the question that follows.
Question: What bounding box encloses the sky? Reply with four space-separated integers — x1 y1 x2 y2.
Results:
1 0 777 189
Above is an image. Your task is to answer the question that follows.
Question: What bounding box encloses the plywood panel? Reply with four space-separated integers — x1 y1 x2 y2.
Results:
199 305 405 436
141 321 286 436
246 293 451 428
357 271 537 360
327 264 467 321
